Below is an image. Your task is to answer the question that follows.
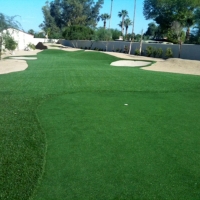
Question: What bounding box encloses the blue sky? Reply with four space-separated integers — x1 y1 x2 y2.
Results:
0 0 152 34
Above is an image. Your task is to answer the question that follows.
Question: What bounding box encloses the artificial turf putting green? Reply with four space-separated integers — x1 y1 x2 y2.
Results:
0 49 200 200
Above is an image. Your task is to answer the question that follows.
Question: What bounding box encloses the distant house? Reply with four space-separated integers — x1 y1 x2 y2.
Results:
3 28 34 50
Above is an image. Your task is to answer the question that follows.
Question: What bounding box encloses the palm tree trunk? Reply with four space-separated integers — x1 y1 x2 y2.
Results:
104 21 106 29
186 27 190 41
122 17 124 36
109 0 113 29
125 27 128 37
129 0 137 55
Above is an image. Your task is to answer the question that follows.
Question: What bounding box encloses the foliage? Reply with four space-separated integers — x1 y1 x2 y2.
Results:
40 0 104 37
93 27 112 41
28 29 35 35
100 13 110 29
118 10 129 36
0 13 21 59
34 32 46 38
146 46 154 57
143 0 200 38
27 43 36 50
3 33 18 51
124 18 132 37
63 25 94 40
156 48 163 58
167 29 186 44
134 34 141 41
39 2 62 39
165 47 173 58
145 22 158 39
110 29 121 40
134 48 140 55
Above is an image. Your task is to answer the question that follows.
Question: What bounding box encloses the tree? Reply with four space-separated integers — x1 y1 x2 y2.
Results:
94 27 112 51
28 29 35 35
145 22 158 39
143 0 200 34
62 25 94 40
118 10 128 36
124 18 132 37
3 32 18 53
40 0 104 37
0 13 21 60
39 1 62 39
100 13 110 29
110 28 121 40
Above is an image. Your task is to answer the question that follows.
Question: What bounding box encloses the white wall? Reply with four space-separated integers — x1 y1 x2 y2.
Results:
3 29 59 50
6 28 34 50
59 39 200 61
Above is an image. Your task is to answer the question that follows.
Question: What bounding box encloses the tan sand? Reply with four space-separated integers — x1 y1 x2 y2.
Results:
0 49 42 75
103 52 200 76
111 60 151 67
0 59 28 75
141 58 200 75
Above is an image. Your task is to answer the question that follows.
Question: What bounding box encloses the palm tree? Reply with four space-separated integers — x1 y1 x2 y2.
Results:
118 10 128 36
100 13 110 29
124 18 132 36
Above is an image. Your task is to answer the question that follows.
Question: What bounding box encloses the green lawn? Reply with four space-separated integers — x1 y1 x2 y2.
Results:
1 50 200 200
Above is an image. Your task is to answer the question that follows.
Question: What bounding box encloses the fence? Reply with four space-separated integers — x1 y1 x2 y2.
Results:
59 39 200 61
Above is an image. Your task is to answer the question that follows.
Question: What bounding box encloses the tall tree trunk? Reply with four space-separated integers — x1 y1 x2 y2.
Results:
178 41 182 58
125 27 128 37
139 29 143 55
122 17 124 36
104 21 106 29
186 27 190 41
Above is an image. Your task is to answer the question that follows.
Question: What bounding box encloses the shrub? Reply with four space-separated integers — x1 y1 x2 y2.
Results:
165 48 173 58
27 43 36 50
146 46 154 57
116 48 120 52
4 34 18 51
156 48 163 58
110 29 121 40
134 48 140 55
152 48 157 57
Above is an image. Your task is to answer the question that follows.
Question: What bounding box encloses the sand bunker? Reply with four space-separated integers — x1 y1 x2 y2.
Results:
142 58 200 75
0 59 28 75
111 60 151 67
10 57 37 60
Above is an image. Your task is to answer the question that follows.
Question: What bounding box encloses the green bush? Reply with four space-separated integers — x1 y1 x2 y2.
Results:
165 48 173 58
146 46 154 57
110 29 121 40
4 34 18 51
152 48 157 57
156 48 163 58
27 43 36 50
63 25 94 40
134 48 140 55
